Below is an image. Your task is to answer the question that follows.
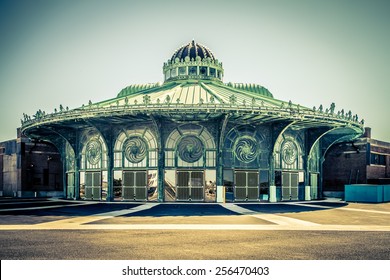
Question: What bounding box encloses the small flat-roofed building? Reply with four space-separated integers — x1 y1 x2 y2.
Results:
323 127 390 198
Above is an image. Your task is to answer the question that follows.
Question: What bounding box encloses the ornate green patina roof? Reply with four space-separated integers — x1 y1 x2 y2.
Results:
20 40 364 138
117 82 273 99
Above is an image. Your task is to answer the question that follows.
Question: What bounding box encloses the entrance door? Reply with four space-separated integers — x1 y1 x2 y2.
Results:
282 172 299 200
122 171 147 201
234 171 259 201
85 171 101 200
176 170 204 201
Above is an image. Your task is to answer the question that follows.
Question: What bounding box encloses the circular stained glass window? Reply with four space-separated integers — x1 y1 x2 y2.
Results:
234 136 259 163
177 136 203 163
281 140 298 165
123 136 148 163
86 139 102 165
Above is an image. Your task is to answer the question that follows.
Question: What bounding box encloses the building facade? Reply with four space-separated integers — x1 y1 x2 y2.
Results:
323 127 390 197
20 40 364 202
0 129 63 197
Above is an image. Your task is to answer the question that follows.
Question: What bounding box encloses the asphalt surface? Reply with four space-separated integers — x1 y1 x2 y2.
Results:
0 199 389 260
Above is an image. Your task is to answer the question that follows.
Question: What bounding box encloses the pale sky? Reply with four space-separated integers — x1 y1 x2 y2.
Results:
1 0 389 142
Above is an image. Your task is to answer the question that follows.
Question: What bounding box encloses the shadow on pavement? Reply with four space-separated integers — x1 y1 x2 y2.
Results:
0 199 349 223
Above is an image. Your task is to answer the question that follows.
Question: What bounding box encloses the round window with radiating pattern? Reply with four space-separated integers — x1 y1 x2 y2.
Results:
281 140 298 165
123 136 148 163
86 139 102 165
177 136 204 163
234 136 259 163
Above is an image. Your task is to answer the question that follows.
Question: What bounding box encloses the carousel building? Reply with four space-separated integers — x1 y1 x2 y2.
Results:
20 40 364 202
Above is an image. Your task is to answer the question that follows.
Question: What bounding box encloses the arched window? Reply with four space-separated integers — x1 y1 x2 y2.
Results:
80 132 107 170
65 142 75 172
223 126 269 169
170 68 177 78
114 128 158 168
209 68 216 77
199 66 207 76
65 141 76 199
165 124 216 168
188 66 197 76
274 135 304 170
165 70 171 80
178 67 186 76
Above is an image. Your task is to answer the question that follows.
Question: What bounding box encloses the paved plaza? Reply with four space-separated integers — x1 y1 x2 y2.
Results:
0 199 389 259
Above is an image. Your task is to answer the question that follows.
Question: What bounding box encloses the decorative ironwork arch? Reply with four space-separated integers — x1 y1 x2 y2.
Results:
114 128 158 168
80 130 107 170
165 124 216 168
223 125 269 168
274 133 304 170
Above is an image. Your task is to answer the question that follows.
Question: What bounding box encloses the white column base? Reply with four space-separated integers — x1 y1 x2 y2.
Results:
216 185 225 203
305 185 311 201
269 185 277 202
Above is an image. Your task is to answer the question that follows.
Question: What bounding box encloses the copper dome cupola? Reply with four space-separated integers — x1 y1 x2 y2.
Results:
163 40 224 83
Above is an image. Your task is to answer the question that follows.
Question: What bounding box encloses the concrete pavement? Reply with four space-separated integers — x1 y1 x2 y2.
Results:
0 199 389 259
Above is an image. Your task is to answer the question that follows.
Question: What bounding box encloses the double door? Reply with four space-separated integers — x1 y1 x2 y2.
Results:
234 171 259 201
282 172 299 200
122 170 147 201
176 170 204 201
85 172 101 200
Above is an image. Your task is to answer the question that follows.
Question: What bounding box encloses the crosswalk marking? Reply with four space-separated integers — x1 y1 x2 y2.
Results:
35 203 159 229
221 203 319 226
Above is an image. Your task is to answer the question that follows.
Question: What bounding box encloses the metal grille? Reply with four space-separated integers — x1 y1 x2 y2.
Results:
122 171 147 201
135 187 147 200
282 172 290 200
85 172 101 200
247 187 259 200
235 187 247 200
236 172 246 187
176 187 190 200
86 172 93 186
290 173 298 200
85 187 93 199
234 171 259 201
122 187 134 199
176 171 204 201
191 186 204 201
92 187 101 200
282 172 299 200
